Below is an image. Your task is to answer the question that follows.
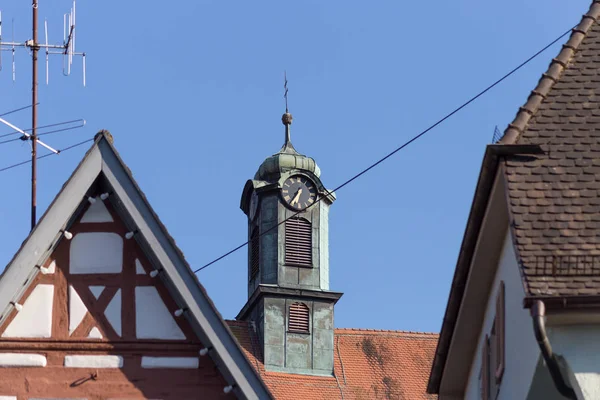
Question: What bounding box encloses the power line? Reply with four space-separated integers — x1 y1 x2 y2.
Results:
193 25 576 274
0 138 93 173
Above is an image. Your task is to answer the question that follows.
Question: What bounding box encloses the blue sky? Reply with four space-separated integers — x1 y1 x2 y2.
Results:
0 0 590 333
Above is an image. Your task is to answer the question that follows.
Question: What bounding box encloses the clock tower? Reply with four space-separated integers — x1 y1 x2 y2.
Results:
237 111 342 376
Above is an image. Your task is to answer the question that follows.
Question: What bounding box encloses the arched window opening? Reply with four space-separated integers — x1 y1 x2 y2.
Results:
285 217 312 267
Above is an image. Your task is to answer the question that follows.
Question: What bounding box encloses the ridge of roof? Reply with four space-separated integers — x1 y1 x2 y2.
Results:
335 327 439 336
226 320 438 336
500 1 600 144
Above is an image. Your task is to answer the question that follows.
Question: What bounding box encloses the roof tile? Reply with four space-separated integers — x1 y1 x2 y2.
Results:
497 2 600 296
227 321 438 400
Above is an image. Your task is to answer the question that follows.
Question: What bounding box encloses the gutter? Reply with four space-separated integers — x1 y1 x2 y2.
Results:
530 300 577 400
525 295 600 310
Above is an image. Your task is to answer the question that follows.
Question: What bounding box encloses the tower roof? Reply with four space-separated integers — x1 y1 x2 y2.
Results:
255 112 321 181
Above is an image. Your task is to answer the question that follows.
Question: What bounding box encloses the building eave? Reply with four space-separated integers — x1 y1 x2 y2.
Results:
427 144 543 394
524 295 600 309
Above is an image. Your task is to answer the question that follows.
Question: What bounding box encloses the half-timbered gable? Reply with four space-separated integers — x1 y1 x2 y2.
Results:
0 131 271 400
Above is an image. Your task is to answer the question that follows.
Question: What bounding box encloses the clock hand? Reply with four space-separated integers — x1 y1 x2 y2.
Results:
291 189 303 205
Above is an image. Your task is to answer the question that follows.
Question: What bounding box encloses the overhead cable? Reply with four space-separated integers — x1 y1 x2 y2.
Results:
193 25 576 273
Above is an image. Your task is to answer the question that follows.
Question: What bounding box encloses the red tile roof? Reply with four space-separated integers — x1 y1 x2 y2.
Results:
227 321 438 400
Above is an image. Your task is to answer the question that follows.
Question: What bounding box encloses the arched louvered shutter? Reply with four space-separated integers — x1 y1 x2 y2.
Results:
285 217 312 267
250 229 259 280
288 302 309 333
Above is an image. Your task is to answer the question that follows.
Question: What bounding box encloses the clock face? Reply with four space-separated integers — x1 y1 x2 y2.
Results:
249 191 259 221
282 175 317 211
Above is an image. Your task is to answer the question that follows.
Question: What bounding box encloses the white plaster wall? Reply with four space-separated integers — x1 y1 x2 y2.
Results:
135 259 146 275
65 355 123 368
81 199 113 223
90 285 104 299
464 230 540 400
141 357 198 369
549 324 600 400
70 232 123 274
0 353 46 367
104 289 121 336
88 327 103 339
69 285 88 335
135 287 185 340
2 284 54 338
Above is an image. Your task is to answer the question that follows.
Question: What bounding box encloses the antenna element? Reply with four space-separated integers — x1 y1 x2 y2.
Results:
0 1 88 230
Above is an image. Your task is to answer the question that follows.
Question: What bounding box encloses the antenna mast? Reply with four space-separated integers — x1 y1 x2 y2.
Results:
32 0 39 231
0 1 87 230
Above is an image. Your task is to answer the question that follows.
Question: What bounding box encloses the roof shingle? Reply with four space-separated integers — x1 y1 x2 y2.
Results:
500 1 600 297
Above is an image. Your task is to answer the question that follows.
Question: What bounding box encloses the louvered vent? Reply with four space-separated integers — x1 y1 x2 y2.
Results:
288 302 309 333
250 230 259 280
285 217 312 267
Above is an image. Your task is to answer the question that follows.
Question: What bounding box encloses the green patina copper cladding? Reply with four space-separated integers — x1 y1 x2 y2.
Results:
254 148 321 181
238 113 341 376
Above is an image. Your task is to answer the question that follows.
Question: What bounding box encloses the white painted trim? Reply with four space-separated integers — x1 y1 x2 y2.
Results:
141 356 199 369
64 355 123 368
0 353 47 367
0 396 17 400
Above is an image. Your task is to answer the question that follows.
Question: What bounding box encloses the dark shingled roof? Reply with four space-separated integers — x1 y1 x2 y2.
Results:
500 0 600 297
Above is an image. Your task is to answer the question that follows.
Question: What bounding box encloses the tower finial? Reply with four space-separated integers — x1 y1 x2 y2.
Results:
282 71 294 150
284 71 289 113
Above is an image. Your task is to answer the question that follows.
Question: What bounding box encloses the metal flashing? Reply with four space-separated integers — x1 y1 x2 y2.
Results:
237 284 343 320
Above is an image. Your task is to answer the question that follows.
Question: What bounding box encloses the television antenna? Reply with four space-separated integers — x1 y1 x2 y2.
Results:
0 0 87 230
